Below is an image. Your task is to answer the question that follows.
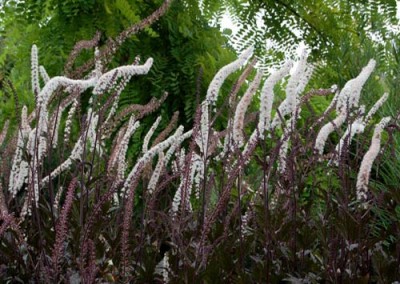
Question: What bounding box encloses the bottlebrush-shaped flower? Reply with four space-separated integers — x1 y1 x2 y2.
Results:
9 106 31 197
196 102 209 154
64 98 78 144
232 71 262 147
120 126 191 200
336 59 376 115
31 45 40 96
162 127 185 165
116 116 140 182
92 58 153 95
143 116 161 154
41 137 84 185
330 93 388 162
206 47 253 106
364 93 389 123
271 50 313 129
356 117 391 202
315 60 376 155
315 114 347 155
39 65 50 84
148 152 165 195
257 61 293 139
331 116 365 165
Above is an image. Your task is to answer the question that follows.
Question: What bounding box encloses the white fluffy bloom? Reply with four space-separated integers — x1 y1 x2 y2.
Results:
120 127 190 199
364 93 389 123
84 108 101 154
164 127 185 165
277 112 300 174
271 50 313 129
51 108 65 149
171 183 182 214
103 87 124 126
171 154 200 215
0 120 9 147
115 116 140 182
178 148 186 168
31 45 40 95
155 252 170 283
315 114 347 155
38 76 98 106
257 61 292 139
93 58 153 95
316 89 388 158
273 52 311 173
53 186 64 212
232 71 262 147
314 86 339 126
196 102 209 153
278 136 290 174
41 137 84 185
42 107 100 185
148 152 165 195
21 106 31 134
94 47 103 76
191 154 203 199
242 129 259 161
215 119 232 161
315 60 376 156
206 47 254 105
9 106 31 197
34 76 99 157
39 65 50 84
194 156 205 199
64 98 78 144
333 117 365 163
142 116 162 154
356 117 390 202
336 59 376 114
38 133 48 161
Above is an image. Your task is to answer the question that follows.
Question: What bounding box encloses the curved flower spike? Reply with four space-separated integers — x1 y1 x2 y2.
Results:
356 117 391 202
233 71 263 146
93 57 153 95
258 60 293 139
336 59 376 114
206 46 254 106
31 45 40 95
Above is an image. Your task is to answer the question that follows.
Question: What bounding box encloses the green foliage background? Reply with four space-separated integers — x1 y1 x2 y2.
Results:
0 0 238 130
